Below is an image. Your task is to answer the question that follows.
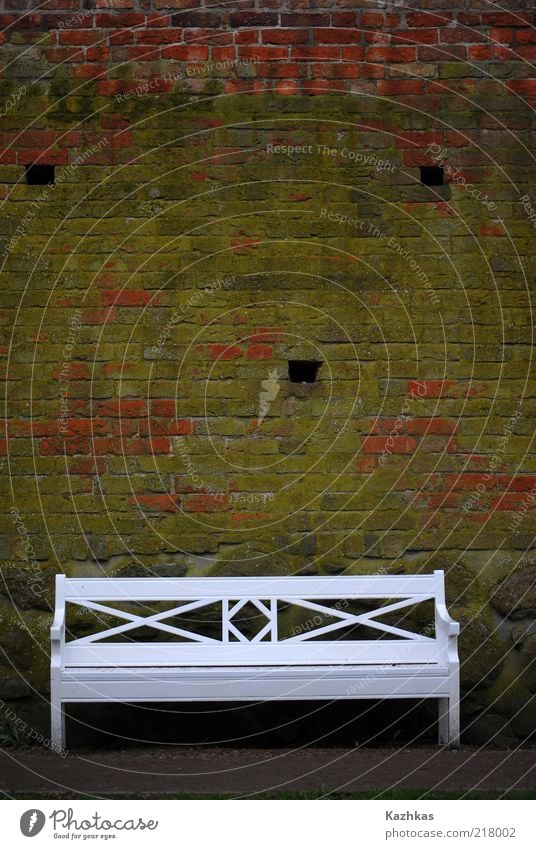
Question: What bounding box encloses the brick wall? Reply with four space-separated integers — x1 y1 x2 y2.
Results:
0 0 535 743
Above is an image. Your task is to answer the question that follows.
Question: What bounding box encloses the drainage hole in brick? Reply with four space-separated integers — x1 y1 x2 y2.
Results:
420 166 445 186
288 360 322 383
25 163 55 185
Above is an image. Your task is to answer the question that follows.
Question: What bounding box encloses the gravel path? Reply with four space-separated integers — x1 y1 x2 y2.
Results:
1 746 535 797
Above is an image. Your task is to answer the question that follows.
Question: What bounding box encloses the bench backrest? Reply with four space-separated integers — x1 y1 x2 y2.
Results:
55 572 449 667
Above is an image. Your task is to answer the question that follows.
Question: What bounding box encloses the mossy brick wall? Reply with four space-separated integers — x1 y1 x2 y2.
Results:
0 0 535 742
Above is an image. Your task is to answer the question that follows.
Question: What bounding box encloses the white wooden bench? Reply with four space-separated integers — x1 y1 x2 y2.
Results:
50 570 460 751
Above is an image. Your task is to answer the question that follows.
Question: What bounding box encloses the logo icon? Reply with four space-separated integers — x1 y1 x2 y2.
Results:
20 810 45 837
257 368 281 424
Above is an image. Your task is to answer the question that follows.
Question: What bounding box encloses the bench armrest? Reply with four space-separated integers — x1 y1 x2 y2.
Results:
436 603 460 636
50 608 65 642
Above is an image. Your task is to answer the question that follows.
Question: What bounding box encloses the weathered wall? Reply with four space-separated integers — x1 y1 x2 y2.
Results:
0 0 535 743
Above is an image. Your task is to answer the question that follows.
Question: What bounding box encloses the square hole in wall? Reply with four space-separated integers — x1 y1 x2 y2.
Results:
25 163 55 185
288 360 322 383
420 166 445 186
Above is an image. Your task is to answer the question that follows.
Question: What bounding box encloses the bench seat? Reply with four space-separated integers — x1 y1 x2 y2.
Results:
59 664 452 702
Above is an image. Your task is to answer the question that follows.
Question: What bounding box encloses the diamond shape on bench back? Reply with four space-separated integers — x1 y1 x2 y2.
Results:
227 598 273 643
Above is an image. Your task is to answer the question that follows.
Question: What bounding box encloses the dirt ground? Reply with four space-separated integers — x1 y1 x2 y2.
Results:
1 746 535 798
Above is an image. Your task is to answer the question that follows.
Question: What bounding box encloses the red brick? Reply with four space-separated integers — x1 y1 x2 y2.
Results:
52 362 89 380
508 80 536 95
517 46 536 60
292 46 340 61
378 418 406 434
313 63 360 79
223 80 265 95
139 419 193 436
515 30 536 44
280 13 330 27
68 457 107 476
258 62 306 79
367 47 417 62
183 28 231 45
87 46 111 62
238 46 287 62
98 400 146 417
71 65 108 81
8 420 57 437
109 31 133 45
359 62 385 80
45 47 84 62
249 327 284 342
1 150 19 165
407 379 455 399
377 80 425 95
183 493 230 512
18 130 57 148
315 28 359 44
127 46 161 61
481 12 530 26
229 11 277 27
145 14 170 28
301 80 345 95
40 437 90 455
62 419 109 436
96 0 134 7
93 437 170 455
247 343 273 359
419 45 467 60
171 11 220 27
332 12 357 27
407 418 458 436
364 29 390 45
446 473 495 491
59 30 96 45
458 13 482 27
497 475 536 493
276 81 298 96
361 12 384 28
205 344 244 361
135 28 182 44
235 30 258 45
440 27 486 44
491 494 534 511
151 399 176 417
391 29 439 45
341 46 365 61
95 12 145 27
18 149 68 166
488 27 513 43
0 440 6 457
98 80 123 96
110 420 138 437
362 436 417 454
356 457 376 474
130 494 180 512
416 492 461 509
468 45 493 60
395 130 443 149
162 45 209 60
81 308 117 325
262 29 308 45
406 12 450 27
211 47 235 63
101 290 157 307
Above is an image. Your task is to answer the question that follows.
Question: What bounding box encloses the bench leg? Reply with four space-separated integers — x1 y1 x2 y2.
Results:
438 696 460 748
51 698 65 754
